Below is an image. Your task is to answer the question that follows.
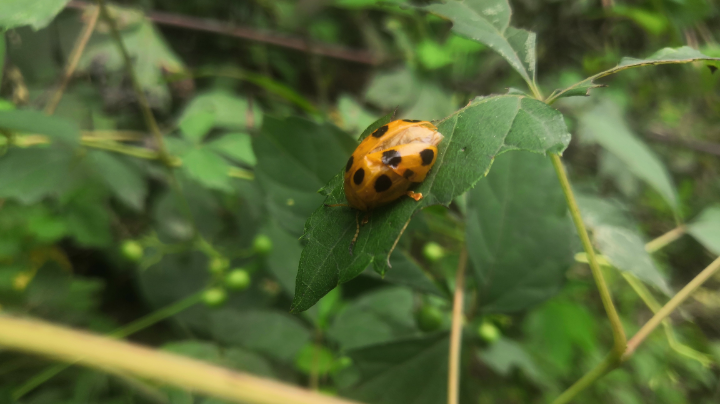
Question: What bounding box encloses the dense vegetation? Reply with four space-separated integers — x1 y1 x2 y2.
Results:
1 1 719 403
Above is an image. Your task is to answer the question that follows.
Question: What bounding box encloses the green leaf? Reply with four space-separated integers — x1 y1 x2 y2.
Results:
253 116 357 236
548 83 607 99
292 95 570 312
206 132 256 166
402 83 458 122
576 194 671 294
86 151 147 211
0 30 6 81
549 47 720 102
162 341 223 364
179 110 216 143
0 147 80 203
0 109 79 146
0 0 71 30
417 40 453 70
336 94 378 134
179 90 262 131
364 68 419 109
423 0 536 86
466 152 574 313
579 101 678 213
479 338 543 383
687 205 720 255
79 17 185 108
295 344 335 375
264 221 303 296
362 250 445 297
63 188 113 248
210 309 311 362
341 333 448 404
180 147 233 192
328 287 419 351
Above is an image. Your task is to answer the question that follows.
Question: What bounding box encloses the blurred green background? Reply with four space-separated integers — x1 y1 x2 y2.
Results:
1 0 719 403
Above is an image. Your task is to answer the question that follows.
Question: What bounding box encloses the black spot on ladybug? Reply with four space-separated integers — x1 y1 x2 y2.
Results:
372 125 389 138
381 149 402 168
374 174 392 192
402 119 421 122
420 149 434 166
345 155 354 172
709 65 718 74
353 168 365 185
403 169 414 179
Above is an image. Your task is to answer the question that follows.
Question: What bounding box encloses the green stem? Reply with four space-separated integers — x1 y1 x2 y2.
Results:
12 292 203 400
447 247 468 404
645 225 686 253
97 0 171 166
81 139 161 160
622 255 720 361
550 153 627 355
0 315 362 404
550 353 618 404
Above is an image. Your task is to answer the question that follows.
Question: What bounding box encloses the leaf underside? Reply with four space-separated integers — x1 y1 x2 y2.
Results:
291 95 570 312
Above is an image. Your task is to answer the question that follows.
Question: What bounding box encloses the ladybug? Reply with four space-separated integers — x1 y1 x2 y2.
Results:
327 119 444 253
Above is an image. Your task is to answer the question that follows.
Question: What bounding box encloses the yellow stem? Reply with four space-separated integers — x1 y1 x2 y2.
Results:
447 247 468 404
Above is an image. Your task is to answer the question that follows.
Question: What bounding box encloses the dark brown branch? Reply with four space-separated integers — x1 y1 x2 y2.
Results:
645 131 720 157
66 1 379 65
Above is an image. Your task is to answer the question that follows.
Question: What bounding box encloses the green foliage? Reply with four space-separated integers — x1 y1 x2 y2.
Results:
0 0 72 30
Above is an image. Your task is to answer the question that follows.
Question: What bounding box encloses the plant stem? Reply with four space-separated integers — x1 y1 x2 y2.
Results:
447 247 468 404
0 315 362 404
81 138 161 160
550 153 627 355
45 5 100 115
645 225 686 253
97 0 170 166
622 255 720 360
550 353 618 404
12 292 203 400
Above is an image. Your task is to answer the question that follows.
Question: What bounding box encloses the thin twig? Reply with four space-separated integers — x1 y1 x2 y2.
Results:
97 0 171 166
0 315 363 404
67 1 378 65
550 153 627 355
645 225 686 253
447 247 468 404
45 5 100 115
644 131 720 157
622 255 720 360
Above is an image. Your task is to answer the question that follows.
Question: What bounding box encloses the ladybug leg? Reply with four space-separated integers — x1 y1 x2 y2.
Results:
406 191 423 201
349 212 371 256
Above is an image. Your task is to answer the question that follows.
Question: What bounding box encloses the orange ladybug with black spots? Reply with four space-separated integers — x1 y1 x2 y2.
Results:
343 119 444 211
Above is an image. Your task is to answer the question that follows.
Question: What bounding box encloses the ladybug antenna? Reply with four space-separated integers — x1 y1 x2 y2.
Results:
349 210 360 256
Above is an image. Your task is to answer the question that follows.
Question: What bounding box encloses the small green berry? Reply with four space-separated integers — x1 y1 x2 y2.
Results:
252 234 273 255
202 288 227 307
478 321 500 343
120 240 144 262
225 269 251 290
208 257 229 274
416 305 444 332
422 242 445 262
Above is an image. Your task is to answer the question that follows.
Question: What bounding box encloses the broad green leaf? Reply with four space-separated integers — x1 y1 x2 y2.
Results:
576 194 671 294
364 68 419 109
687 205 720 255
402 83 458 121
340 333 448 404
179 147 233 192
62 187 113 247
86 151 147 211
466 152 574 313
0 147 80 203
206 132 256 166
0 0 71 30
0 109 79 146
479 338 543 384
180 90 262 131
328 287 419 351
79 18 185 108
210 309 311 362
423 0 536 86
179 110 216 143
253 116 357 236
292 95 570 312
579 101 678 213
265 221 303 296
549 47 720 102
335 94 377 134
362 250 445 297
523 298 596 376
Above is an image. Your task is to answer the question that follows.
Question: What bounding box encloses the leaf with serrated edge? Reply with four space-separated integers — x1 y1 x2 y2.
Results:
291 95 570 312
549 47 720 103
423 0 535 86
